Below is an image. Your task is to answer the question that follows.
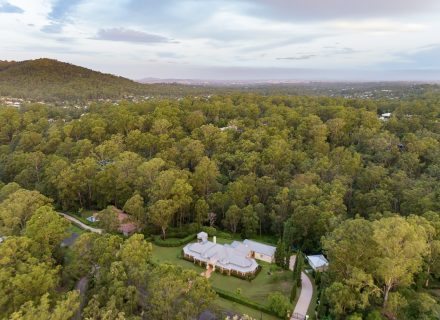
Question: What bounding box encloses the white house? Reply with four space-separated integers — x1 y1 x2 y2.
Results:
231 239 276 263
182 232 276 277
306 254 329 272
379 112 392 121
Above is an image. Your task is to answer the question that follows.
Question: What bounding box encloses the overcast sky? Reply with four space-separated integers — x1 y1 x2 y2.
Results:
1 0 440 81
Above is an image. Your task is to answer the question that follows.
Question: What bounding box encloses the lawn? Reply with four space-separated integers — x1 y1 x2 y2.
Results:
214 297 279 320
152 239 293 306
67 223 87 235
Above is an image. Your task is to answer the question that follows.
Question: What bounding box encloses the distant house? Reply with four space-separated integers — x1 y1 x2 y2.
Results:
306 254 329 272
114 208 139 236
379 112 392 121
182 232 276 278
0 236 4 244
219 124 238 132
86 215 99 223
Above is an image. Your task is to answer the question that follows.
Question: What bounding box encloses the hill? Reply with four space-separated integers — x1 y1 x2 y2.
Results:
0 58 149 102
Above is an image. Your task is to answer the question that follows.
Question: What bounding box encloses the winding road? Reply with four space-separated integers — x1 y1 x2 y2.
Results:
58 212 103 234
289 255 314 320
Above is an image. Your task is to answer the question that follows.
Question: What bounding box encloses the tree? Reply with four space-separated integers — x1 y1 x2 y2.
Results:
0 189 52 235
195 198 209 228
146 264 216 320
0 237 60 318
372 217 429 307
24 205 69 257
295 252 304 286
267 291 291 318
97 206 120 233
241 205 259 238
149 199 176 239
123 193 147 226
275 239 287 268
9 291 80 320
191 156 220 197
223 205 241 234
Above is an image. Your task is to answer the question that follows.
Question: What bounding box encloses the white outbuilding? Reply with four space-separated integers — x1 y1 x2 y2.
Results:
306 254 329 272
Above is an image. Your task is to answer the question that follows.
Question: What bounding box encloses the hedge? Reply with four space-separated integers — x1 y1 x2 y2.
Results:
153 233 196 247
213 287 281 318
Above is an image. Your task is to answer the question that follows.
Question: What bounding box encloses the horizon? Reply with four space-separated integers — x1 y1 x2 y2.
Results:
1 1 440 81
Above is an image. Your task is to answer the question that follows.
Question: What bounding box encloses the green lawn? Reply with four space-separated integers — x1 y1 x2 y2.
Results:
67 223 87 235
214 297 279 320
152 239 293 306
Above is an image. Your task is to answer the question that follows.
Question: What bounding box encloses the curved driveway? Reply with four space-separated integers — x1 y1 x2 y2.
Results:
289 255 314 320
58 212 103 234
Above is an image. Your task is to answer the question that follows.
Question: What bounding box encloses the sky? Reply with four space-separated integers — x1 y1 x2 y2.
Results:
1 0 440 81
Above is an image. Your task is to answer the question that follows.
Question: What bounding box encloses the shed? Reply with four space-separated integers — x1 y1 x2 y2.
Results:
306 254 329 272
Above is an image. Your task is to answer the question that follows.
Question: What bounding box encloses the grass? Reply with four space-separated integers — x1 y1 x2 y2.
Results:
67 223 87 235
214 297 279 320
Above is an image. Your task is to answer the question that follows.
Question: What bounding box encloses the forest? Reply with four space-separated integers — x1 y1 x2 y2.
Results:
1 92 440 319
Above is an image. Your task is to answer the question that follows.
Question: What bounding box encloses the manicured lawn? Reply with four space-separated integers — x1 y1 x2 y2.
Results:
214 297 279 320
152 239 294 306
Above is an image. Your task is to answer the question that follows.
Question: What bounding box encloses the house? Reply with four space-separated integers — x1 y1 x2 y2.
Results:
86 215 99 223
306 254 329 272
0 236 4 244
182 232 276 278
379 112 392 121
115 209 139 236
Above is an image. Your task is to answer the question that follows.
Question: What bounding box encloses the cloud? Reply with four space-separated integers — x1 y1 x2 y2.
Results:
242 0 440 20
41 0 83 33
0 2 24 13
94 28 175 44
277 55 316 60
41 23 63 34
48 0 82 20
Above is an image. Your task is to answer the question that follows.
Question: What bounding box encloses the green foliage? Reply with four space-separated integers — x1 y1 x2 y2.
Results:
214 287 279 317
153 233 196 247
267 291 292 318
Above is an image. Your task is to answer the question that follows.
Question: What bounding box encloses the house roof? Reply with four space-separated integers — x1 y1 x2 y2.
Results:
306 254 329 270
243 239 276 257
183 240 259 273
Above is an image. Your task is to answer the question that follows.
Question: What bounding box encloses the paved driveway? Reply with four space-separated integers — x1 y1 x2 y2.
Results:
289 255 313 320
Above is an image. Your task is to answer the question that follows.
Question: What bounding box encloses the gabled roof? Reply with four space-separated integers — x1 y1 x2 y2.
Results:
183 240 258 273
243 239 276 257
306 254 329 270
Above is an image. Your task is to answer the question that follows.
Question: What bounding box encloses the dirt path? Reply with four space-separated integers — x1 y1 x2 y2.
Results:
58 212 103 234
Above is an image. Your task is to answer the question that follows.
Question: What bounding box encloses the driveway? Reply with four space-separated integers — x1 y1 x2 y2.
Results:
58 212 103 234
289 255 313 320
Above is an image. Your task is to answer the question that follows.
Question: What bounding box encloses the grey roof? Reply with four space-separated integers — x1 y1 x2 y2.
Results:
306 254 329 270
243 239 276 257
183 240 258 273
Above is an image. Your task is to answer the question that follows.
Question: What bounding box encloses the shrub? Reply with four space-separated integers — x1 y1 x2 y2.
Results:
213 287 279 317
200 226 217 236
217 231 233 239
153 233 196 247
267 291 292 318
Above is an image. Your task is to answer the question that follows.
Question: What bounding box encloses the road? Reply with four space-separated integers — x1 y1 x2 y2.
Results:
289 255 314 320
58 212 103 234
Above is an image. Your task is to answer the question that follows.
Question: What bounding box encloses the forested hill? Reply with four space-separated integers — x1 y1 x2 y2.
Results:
0 58 149 102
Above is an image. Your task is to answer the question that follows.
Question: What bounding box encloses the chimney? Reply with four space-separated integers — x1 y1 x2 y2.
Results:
213 236 217 244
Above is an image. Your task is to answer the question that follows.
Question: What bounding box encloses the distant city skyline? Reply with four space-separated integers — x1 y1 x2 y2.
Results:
1 0 440 81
